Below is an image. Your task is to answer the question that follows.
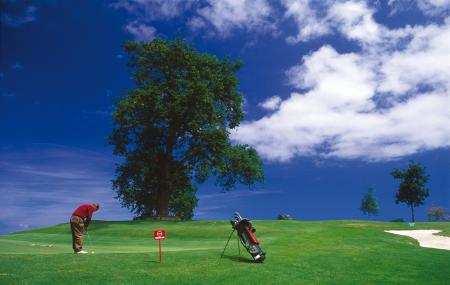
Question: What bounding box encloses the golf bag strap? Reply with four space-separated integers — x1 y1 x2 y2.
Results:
245 226 259 245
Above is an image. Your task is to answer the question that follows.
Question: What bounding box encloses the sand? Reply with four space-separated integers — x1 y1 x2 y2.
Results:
385 230 450 251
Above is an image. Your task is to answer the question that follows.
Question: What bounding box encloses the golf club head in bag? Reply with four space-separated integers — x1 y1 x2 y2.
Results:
230 212 266 262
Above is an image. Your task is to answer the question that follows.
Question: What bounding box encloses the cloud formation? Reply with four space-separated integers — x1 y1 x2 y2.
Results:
389 0 450 16
124 21 157 41
195 189 280 219
111 0 196 40
233 6 450 161
259 96 282 111
1 4 37 27
282 0 332 43
190 0 277 37
112 0 277 39
282 0 381 44
109 1 450 162
0 144 132 234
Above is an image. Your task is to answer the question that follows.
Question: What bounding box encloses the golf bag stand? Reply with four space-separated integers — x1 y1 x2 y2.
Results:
220 228 241 257
229 212 266 262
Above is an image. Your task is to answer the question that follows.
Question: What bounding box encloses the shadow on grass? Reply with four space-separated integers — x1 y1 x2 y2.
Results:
220 254 254 263
85 220 117 231
144 260 162 264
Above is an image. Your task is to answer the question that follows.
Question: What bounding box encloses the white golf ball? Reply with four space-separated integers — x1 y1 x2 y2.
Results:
91 251 95 254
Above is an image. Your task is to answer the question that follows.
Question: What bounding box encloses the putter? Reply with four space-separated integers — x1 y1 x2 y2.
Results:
85 230 95 254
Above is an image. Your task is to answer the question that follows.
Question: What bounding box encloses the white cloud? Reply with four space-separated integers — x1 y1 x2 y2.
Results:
282 0 331 43
232 17 450 162
194 189 280 218
0 144 132 233
327 1 381 45
111 0 450 42
108 1 450 162
1 5 37 27
286 46 376 111
19 223 29 229
124 21 157 41
111 0 196 21
417 0 450 15
388 0 450 16
191 0 276 37
259 96 282 110
112 0 196 41
378 21 450 95
282 0 382 45
187 16 206 31
113 0 277 40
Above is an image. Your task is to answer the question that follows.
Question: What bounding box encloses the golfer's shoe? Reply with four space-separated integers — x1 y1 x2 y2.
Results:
74 250 88 254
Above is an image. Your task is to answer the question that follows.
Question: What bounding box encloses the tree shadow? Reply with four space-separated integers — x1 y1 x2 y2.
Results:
220 254 254 263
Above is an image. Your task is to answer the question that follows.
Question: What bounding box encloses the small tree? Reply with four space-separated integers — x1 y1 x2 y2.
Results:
360 187 380 219
428 207 449 222
391 161 430 222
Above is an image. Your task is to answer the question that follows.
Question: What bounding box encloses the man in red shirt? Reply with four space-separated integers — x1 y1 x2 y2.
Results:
70 203 100 254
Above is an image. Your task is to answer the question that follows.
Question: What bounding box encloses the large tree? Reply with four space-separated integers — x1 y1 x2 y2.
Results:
109 37 264 219
360 186 380 219
391 161 430 222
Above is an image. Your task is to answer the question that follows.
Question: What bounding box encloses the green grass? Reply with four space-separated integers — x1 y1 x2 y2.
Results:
0 220 449 284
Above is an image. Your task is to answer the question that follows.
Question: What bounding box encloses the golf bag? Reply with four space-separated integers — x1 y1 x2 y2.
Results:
230 212 266 262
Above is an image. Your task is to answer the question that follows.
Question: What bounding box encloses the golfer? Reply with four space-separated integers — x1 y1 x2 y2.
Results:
70 203 100 254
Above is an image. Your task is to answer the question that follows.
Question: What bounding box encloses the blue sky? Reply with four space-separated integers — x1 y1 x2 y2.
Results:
1 0 449 234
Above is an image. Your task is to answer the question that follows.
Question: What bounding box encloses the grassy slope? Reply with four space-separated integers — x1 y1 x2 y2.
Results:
0 220 449 285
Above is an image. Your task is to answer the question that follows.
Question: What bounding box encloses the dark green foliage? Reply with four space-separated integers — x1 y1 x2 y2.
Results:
360 187 380 219
389 218 405 222
109 37 264 219
391 161 430 222
277 214 293 220
169 185 198 220
428 207 449 222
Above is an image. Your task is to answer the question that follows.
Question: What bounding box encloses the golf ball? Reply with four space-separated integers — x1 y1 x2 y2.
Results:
91 251 95 254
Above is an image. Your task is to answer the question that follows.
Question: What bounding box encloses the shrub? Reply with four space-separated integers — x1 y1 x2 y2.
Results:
390 218 405 222
428 207 449 221
277 214 293 220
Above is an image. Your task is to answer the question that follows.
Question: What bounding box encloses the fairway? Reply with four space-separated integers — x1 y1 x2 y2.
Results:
1 220 449 284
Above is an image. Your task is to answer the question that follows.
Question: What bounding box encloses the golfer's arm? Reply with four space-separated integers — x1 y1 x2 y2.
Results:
84 208 94 228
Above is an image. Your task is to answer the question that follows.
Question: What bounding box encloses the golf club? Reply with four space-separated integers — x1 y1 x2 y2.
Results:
229 212 265 262
85 230 95 254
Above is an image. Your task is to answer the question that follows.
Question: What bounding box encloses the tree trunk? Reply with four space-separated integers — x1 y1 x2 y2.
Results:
157 159 171 217
157 146 174 217
157 187 170 217
411 205 415 223
157 129 177 217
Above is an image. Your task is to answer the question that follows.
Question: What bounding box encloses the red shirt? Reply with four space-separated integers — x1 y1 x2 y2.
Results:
72 204 96 221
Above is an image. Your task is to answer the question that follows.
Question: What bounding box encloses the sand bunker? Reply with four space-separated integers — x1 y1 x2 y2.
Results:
385 230 450 251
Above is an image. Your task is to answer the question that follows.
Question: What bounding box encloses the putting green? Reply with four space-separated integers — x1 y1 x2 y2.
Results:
0 220 449 284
